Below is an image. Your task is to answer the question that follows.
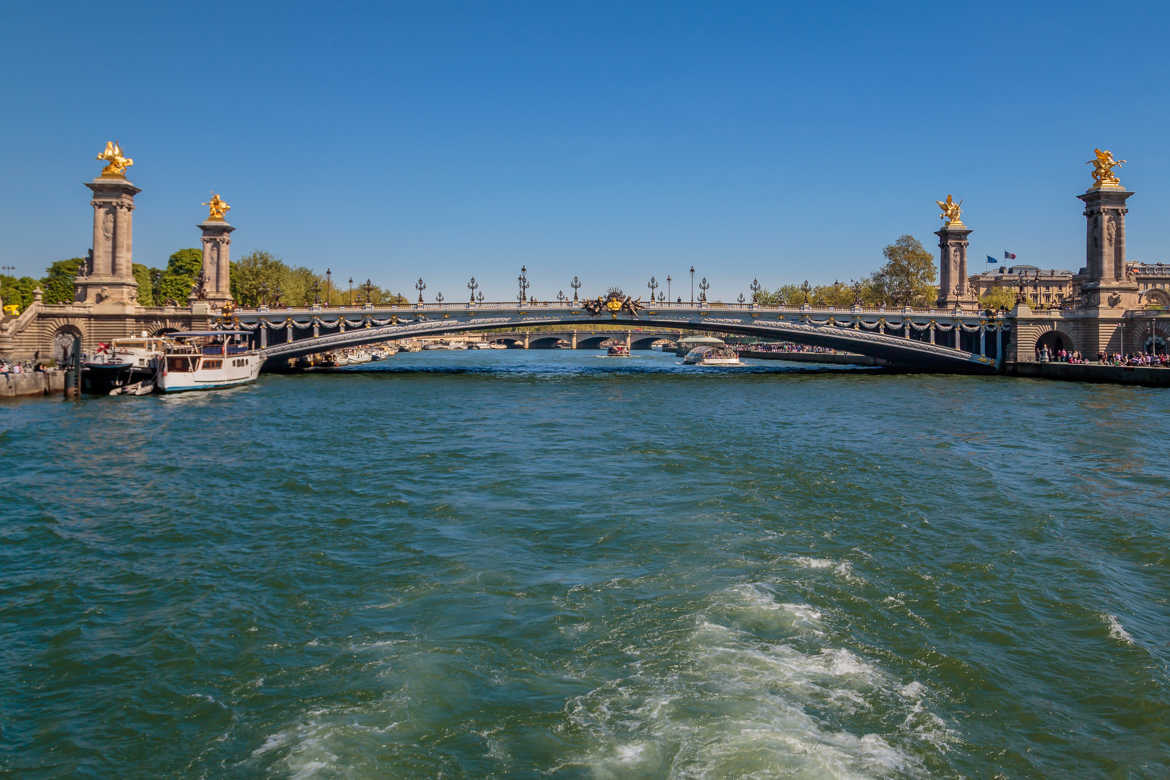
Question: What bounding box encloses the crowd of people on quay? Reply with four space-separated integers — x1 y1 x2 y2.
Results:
1096 351 1170 367
734 341 841 355
0 359 45 374
1035 346 1087 363
1036 344 1170 367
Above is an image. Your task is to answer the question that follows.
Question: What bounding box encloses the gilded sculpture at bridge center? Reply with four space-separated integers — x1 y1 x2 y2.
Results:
96 141 133 178
1087 148 1125 189
936 194 963 227
203 193 231 221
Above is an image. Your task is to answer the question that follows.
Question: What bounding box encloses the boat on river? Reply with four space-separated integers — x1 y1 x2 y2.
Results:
683 345 743 366
156 330 263 393
83 334 169 394
606 344 631 357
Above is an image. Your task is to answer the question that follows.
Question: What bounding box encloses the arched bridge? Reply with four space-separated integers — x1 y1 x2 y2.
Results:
236 301 1008 372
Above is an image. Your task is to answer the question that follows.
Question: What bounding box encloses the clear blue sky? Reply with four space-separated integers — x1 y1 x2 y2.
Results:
3 0 1170 301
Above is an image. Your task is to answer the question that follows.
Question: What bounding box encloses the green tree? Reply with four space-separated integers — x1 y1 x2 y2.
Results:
132 263 155 306
811 280 855 308
979 286 1017 312
40 257 85 304
871 235 936 307
231 250 289 306
1 274 39 310
157 249 202 304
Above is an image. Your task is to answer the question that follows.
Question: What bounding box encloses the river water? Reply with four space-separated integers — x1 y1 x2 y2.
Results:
2 350 1168 777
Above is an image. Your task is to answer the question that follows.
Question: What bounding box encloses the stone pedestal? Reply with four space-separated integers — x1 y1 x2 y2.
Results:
75 176 141 306
936 223 977 310
198 219 235 305
1076 185 1139 353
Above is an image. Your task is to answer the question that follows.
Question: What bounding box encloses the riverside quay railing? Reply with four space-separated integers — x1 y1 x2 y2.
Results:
232 300 1009 373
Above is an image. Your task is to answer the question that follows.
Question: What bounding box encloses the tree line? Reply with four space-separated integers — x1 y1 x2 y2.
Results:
0 250 407 309
2 235 1015 313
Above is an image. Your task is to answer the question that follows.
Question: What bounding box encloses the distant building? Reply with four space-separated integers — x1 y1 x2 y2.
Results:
969 262 1170 309
970 265 1078 308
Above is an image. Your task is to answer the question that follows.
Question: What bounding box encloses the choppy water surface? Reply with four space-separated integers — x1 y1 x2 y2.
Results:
2 350 1168 777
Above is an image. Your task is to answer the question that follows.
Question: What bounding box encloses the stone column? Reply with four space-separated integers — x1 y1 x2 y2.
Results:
1077 181 1139 355
1078 185 1137 306
77 176 142 306
198 219 235 305
936 223 977 310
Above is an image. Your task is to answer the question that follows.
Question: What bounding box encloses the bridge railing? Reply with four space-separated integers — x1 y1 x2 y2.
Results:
235 301 981 318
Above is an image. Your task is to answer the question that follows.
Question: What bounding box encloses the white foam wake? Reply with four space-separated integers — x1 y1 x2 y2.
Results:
560 582 953 777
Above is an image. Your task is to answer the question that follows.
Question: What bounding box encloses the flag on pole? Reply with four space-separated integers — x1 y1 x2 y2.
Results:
986 255 998 264
1004 251 1017 260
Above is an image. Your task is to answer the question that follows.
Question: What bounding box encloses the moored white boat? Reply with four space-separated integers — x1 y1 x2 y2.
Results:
156 331 263 392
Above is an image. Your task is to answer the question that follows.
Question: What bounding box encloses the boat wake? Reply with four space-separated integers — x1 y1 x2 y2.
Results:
556 582 954 777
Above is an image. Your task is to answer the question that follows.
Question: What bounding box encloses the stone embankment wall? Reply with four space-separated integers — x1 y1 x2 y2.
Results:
0 370 66 399
1005 361 1170 387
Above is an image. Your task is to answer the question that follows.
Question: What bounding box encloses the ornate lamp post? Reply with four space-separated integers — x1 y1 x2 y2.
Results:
658 291 665 302
690 266 695 304
415 277 426 304
518 265 529 304
648 276 658 302
257 281 269 307
309 280 321 305
557 290 565 303
363 278 374 305
348 277 353 305
666 275 672 302
749 278 761 302
467 276 478 303
476 290 484 303
571 275 581 302
436 292 444 304
738 292 745 305
698 277 709 303
326 268 332 306
852 280 863 307
801 280 812 305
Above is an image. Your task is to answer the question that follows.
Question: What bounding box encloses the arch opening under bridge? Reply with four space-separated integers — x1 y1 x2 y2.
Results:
245 308 1006 373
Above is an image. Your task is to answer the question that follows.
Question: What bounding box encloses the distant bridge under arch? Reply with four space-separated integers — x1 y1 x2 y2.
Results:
235 301 1008 372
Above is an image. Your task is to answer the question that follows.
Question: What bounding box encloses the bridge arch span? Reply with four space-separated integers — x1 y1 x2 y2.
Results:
248 308 1001 373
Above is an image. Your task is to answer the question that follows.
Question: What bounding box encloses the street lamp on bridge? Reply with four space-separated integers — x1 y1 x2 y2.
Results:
363 278 374 305
557 290 565 303
666 275 671 302
467 276 478 303
738 292 745 305
436 292 444 304
570 276 581 302
690 266 695 304
648 276 658 302
476 290 484 304
518 266 529 304
326 268 332 307
348 277 353 305
750 278 761 302
698 277 709 303
415 277 426 304
309 280 321 305
801 280 812 305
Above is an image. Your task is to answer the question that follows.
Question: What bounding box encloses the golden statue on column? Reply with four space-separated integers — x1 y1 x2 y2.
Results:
1087 148 1125 189
936 194 964 227
203 193 231 221
96 141 133 178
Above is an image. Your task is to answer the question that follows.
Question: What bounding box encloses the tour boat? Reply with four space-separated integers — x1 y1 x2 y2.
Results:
606 344 631 357
488 342 507 350
156 330 263 392
83 334 168 394
683 345 742 366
